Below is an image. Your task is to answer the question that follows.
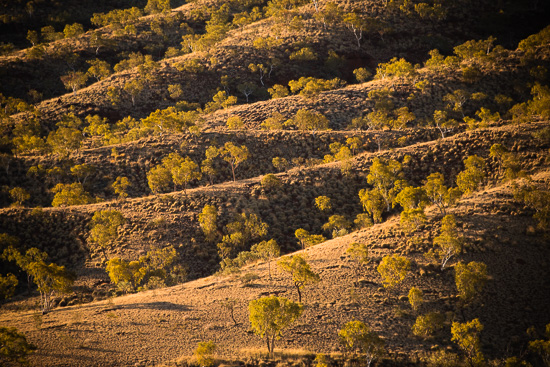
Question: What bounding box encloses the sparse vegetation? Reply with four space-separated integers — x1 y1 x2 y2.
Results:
0 0 548 365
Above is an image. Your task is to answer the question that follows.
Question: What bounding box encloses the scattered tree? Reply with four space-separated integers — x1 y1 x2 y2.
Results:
277 254 320 302
251 239 280 279
226 116 244 130
285 109 329 131
412 312 445 338
423 172 461 215
408 287 424 312
89 210 125 256
528 323 550 367
221 299 239 325
51 183 94 207
455 261 488 305
456 155 486 196
430 214 463 269
199 205 219 242
221 142 249 182
354 67 372 82
0 273 18 300
261 174 282 191
0 327 36 365
451 319 485 366
338 320 385 367
112 176 131 199
322 215 352 238
60 71 88 96
249 296 303 359
9 187 30 206
377 254 411 289
315 196 332 211
147 165 172 194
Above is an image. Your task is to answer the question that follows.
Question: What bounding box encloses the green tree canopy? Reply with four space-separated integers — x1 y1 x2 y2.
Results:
249 296 303 358
277 254 320 302
0 327 37 365
338 320 385 367
377 254 411 289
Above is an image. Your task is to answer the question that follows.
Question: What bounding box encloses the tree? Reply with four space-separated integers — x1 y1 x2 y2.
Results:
314 2 343 28
29 261 74 313
528 323 550 367
0 273 18 300
277 255 320 302
112 176 131 199
451 319 484 366
456 155 486 196
251 239 280 279
360 157 404 219
431 214 463 269
172 156 201 193
455 261 488 305
432 110 459 138
9 187 30 206
0 327 36 365
221 142 249 182
61 71 88 96
375 57 416 81
51 183 94 207
315 196 332 211
285 109 329 131
489 143 524 181
2 246 46 295
105 258 144 293
147 165 172 194
205 91 237 112
221 299 239 325
87 59 112 81
218 213 268 262
124 79 145 106
194 341 216 367
249 296 303 359
262 112 286 130
261 174 282 191
346 242 369 277
26 30 39 46
354 67 372 83
412 312 445 338
63 23 84 38
145 0 170 14
89 210 125 256
226 116 244 130
70 163 95 185
294 229 325 249
423 172 461 215
394 186 429 233
338 321 385 367
272 157 289 172
343 12 367 48
237 82 256 103
267 85 289 99
377 254 410 289
408 286 423 312
199 205 219 242
322 215 352 238
47 112 85 156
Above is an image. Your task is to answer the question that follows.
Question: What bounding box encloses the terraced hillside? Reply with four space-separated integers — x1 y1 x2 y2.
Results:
1 0 550 366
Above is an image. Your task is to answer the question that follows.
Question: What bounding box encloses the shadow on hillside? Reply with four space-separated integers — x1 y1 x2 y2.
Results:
120 301 189 311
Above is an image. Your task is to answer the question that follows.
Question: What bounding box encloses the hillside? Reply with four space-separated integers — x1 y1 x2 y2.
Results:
0 167 549 366
1 0 550 366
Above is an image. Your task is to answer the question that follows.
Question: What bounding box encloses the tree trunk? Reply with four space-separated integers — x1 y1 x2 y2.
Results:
295 282 302 303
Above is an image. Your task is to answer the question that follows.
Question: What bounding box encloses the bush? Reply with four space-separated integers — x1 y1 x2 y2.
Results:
412 312 445 338
194 340 216 367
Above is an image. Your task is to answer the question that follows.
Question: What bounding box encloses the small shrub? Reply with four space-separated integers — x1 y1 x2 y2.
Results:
194 340 216 367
